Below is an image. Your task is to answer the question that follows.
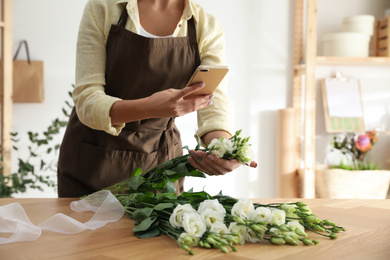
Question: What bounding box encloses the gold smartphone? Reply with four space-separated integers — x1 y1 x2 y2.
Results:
185 65 229 95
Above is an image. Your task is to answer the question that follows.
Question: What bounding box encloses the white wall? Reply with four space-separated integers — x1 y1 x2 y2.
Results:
9 0 390 198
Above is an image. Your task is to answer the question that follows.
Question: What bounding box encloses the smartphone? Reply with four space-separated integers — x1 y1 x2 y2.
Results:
186 65 229 96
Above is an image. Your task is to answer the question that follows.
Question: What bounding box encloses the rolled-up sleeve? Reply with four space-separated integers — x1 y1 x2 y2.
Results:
193 5 233 139
73 0 125 136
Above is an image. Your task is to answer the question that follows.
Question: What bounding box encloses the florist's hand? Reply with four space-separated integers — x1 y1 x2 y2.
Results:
147 82 213 118
187 150 257 176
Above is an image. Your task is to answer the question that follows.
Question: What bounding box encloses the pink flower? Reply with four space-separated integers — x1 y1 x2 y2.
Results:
355 134 372 152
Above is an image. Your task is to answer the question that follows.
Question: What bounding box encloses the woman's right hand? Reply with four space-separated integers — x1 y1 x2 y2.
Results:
146 82 214 118
110 82 213 125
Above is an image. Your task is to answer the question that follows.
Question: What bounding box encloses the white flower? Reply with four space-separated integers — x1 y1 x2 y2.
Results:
178 232 199 247
207 137 235 158
287 220 305 233
249 207 272 224
182 212 207 238
228 222 246 245
231 198 254 219
236 143 254 165
169 204 197 228
269 227 282 236
197 199 226 216
200 208 225 229
269 209 286 226
280 203 296 214
244 228 263 243
209 221 230 235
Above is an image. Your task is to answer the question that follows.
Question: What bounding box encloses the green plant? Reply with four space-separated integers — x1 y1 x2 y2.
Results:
0 87 72 197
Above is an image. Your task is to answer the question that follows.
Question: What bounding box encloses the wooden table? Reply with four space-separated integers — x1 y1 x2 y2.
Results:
1 198 389 260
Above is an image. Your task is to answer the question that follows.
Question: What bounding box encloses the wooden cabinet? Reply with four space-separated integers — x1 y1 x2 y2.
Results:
0 0 13 177
291 0 390 198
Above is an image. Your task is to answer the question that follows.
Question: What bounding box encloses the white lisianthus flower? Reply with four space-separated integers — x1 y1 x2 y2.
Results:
207 137 235 158
228 222 246 245
244 228 263 243
269 227 282 236
209 221 230 236
200 208 225 229
182 212 207 238
197 199 226 216
236 143 254 165
269 209 286 226
169 204 197 228
231 198 255 219
249 207 272 224
178 232 199 247
280 203 296 214
287 220 305 233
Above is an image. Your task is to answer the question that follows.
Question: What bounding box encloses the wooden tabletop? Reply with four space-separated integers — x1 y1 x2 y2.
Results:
1 198 389 260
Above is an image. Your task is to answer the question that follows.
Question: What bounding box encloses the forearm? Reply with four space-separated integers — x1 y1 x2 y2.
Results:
202 130 232 146
109 98 152 125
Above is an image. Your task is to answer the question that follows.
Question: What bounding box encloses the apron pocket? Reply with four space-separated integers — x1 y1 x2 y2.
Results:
73 141 159 191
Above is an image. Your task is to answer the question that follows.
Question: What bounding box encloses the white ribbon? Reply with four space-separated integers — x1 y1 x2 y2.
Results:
0 190 124 244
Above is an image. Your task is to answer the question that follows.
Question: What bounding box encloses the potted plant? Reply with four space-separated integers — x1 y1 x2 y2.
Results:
0 88 72 198
316 129 390 199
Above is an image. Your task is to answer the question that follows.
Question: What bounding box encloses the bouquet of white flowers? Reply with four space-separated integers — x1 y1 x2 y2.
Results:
103 130 344 255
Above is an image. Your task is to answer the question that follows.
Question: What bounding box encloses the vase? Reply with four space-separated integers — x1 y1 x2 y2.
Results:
315 164 390 199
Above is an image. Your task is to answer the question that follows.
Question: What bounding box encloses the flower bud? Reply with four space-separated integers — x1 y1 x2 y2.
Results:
331 226 342 233
295 228 308 237
284 235 299 245
251 224 267 233
330 233 338 239
279 224 291 232
314 225 325 232
312 240 319 245
220 246 229 253
296 202 307 207
301 238 314 245
207 237 217 245
270 237 285 245
203 242 211 248
233 216 246 225
299 206 312 213
323 220 337 226
307 215 320 224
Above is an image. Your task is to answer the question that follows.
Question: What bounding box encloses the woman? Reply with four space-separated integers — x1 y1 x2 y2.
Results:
57 0 256 198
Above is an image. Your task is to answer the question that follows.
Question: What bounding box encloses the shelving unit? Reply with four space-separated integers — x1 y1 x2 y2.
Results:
291 0 390 198
1 0 13 177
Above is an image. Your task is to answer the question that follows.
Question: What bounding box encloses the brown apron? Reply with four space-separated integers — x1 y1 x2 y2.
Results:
57 6 200 197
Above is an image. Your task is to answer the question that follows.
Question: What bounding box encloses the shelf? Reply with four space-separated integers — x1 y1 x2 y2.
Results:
316 56 390 66
294 56 390 74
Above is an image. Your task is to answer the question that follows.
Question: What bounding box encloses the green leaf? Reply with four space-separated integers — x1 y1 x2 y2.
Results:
154 203 174 211
131 168 143 177
163 169 177 176
173 162 189 176
136 227 161 238
133 216 157 232
162 179 176 193
156 192 178 201
163 160 174 169
188 169 206 178
152 177 168 191
128 175 145 190
133 207 154 221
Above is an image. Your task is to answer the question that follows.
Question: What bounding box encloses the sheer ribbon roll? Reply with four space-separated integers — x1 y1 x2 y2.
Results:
0 190 124 244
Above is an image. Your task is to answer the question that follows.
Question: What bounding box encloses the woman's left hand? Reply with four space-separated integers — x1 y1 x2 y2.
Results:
187 150 257 176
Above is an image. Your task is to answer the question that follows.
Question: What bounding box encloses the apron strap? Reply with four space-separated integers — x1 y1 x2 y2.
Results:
187 17 197 42
117 5 128 27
